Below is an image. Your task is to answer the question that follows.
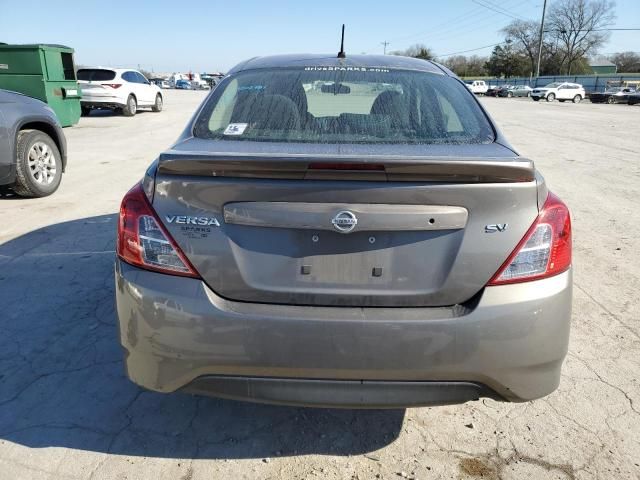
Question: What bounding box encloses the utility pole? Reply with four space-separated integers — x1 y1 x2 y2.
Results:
381 41 390 55
535 0 548 79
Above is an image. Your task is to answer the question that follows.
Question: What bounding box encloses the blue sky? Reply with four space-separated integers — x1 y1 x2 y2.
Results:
1 0 638 73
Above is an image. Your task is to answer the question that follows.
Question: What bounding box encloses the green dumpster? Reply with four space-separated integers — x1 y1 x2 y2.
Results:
0 44 81 126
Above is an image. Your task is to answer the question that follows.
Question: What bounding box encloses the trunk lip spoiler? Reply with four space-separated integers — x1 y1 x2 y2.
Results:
157 151 535 183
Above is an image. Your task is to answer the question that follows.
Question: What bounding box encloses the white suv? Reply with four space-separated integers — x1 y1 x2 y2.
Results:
531 82 585 103
78 68 163 116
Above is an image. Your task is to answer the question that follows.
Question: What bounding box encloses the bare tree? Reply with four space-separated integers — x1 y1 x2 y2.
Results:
442 55 488 77
390 44 435 61
609 51 640 73
546 0 616 74
502 20 540 76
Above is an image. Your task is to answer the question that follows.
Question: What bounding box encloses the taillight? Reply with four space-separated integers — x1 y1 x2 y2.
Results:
488 192 571 285
103 83 122 89
117 183 200 278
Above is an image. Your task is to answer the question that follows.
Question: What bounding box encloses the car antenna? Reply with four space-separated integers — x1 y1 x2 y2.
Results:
337 24 346 58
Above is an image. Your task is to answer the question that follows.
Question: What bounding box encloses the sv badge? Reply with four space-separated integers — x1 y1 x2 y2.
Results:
485 223 509 233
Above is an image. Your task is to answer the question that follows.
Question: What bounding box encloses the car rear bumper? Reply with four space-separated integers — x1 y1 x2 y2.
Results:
115 260 572 407
81 94 126 108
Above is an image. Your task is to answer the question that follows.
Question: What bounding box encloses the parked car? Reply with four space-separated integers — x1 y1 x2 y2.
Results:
484 85 503 97
507 85 533 97
77 68 163 116
191 80 211 90
531 82 585 103
0 89 67 197
628 91 640 105
589 87 636 104
464 80 489 95
115 54 572 408
150 78 171 89
175 79 192 90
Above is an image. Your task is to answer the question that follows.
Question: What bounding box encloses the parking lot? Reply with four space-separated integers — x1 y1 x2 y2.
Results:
0 90 638 479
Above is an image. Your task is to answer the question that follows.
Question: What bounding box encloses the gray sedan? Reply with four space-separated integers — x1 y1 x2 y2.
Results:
509 85 533 97
115 54 572 408
0 89 66 197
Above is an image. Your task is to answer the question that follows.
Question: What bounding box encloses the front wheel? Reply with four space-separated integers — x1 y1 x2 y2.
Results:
573 95 582 104
152 94 163 112
606 96 615 104
546 93 555 102
12 130 63 197
122 95 137 116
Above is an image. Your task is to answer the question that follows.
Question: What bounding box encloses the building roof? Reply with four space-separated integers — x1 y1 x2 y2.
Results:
228 54 450 75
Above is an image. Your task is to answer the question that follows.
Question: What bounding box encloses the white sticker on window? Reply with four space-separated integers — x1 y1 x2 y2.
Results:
223 123 248 135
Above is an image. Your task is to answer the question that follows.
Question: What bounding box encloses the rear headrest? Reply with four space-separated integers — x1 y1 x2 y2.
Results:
232 93 301 131
370 90 409 129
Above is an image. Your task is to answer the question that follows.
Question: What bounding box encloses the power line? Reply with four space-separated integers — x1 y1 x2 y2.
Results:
371 0 530 53
550 27 640 32
438 41 508 57
472 0 523 20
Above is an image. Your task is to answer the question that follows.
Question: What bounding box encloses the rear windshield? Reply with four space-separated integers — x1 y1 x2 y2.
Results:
77 69 116 81
193 68 494 144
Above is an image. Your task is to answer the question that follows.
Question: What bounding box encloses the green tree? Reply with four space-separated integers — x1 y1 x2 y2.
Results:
485 41 528 78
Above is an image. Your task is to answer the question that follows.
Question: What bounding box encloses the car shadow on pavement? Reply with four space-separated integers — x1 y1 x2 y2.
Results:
0 214 404 459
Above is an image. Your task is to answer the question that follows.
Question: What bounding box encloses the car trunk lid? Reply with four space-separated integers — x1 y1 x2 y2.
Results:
152 140 539 307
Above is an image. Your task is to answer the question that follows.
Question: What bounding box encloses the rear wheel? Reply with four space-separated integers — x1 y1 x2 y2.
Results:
606 96 615 104
152 94 163 112
546 93 555 102
573 95 582 104
12 130 63 197
122 95 137 116
81 106 91 116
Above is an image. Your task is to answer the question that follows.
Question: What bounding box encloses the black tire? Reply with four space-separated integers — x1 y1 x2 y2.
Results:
546 93 555 102
573 95 582 104
606 96 615 104
81 106 91 116
152 94 163 112
122 95 137 116
12 130 63 198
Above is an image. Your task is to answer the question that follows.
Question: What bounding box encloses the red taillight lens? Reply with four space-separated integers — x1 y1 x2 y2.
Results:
103 83 122 89
488 192 571 285
117 184 200 278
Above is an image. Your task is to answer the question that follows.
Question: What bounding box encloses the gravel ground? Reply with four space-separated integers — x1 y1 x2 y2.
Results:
0 90 638 479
